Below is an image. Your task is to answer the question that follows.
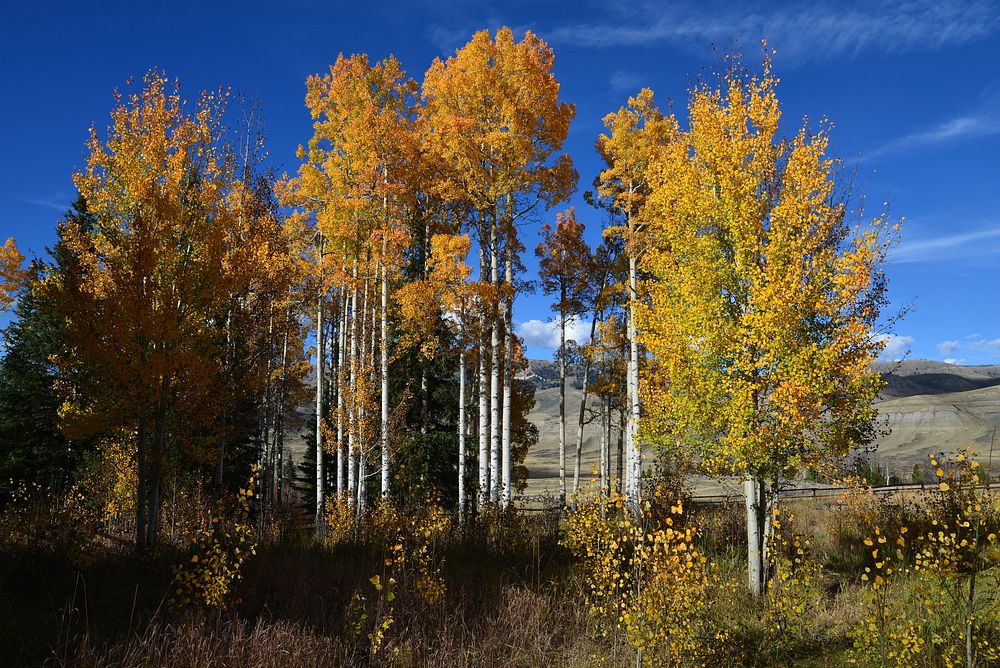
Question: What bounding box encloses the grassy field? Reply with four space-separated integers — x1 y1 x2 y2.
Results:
3 466 998 667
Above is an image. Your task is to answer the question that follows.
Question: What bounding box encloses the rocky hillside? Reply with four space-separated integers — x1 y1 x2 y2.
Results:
521 359 1000 496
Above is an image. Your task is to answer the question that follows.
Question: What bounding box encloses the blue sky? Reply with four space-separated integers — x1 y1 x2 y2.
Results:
1 0 998 363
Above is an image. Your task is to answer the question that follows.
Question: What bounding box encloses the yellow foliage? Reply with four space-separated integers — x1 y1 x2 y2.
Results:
0 237 25 311
563 483 722 666
635 52 898 485
170 467 258 610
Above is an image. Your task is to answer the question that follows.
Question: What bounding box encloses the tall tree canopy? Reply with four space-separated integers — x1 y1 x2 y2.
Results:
636 55 898 595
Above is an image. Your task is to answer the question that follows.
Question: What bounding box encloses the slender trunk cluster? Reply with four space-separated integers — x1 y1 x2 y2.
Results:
472 203 520 512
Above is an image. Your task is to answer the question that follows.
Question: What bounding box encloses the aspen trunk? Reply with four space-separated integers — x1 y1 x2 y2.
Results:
261 310 274 508
573 307 600 502
478 232 490 509
489 220 500 504
625 247 641 512
347 266 358 507
600 395 608 500
337 287 347 498
357 271 371 516
458 317 467 522
315 271 325 532
380 259 390 499
277 321 289 504
745 476 775 596
501 242 513 509
617 406 624 491
558 302 567 507
745 477 763 596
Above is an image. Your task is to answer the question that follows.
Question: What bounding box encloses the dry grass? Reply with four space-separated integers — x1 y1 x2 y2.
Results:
4 484 993 667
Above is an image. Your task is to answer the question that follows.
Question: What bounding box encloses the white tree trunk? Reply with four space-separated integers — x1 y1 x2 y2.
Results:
347 266 358 508
600 394 609 501
357 273 372 516
458 317 467 522
744 475 776 596
478 237 490 510
315 239 325 533
625 248 641 513
572 306 600 503
559 305 567 507
380 259 390 499
501 244 513 510
337 287 347 498
489 221 500 504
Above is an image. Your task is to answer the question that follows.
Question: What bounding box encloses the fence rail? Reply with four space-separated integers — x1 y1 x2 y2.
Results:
512 478 1000 512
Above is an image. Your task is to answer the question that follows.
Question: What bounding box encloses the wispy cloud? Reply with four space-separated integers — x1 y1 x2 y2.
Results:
969 337 1000 355
891 226 1000 263
938 340 961 355
868 113 1000 160
15 194 69 213
547 0 999 65
517 317 591 351
943 358 966 365
609 69 644 94
427 20 536 55
877 333 913 361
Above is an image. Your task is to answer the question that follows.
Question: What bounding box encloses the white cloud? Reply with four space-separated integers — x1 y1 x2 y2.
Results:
950 336 1000 358
427 21 536 55
516 317 592 351
16 193 70 213
609 69 644 94
868 113 1000 160
943 358 966 365
891 226 1000 263
547 0 999 65
970 337 1000 354
877 333 913 361
937 340 961 355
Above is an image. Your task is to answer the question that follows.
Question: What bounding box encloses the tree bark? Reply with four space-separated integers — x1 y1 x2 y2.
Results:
347 265 358 508
357 270 371 515
501 239 513 510
600 395 608 503
573 307 600 503
625 243 641 513
315 247 325 534
617 406 624 492
458 315 467 523
558 296 567 507
478 226 490 510
337 287 347 498
489 217 500 504
745 475 776 596
381 258 390 499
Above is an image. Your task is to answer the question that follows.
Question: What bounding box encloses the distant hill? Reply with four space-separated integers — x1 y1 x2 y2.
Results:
875 360 1000 398
521 359 1000 497
293 359 1000 498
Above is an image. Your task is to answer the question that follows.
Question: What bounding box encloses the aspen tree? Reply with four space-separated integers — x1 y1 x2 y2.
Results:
536 208 594 507
49 72 248 549
638 53 895 595
422 27 576 508
0 238 25 311
283 54 415 515
428 234 473 518
571 242 614 501
596 89 674 512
